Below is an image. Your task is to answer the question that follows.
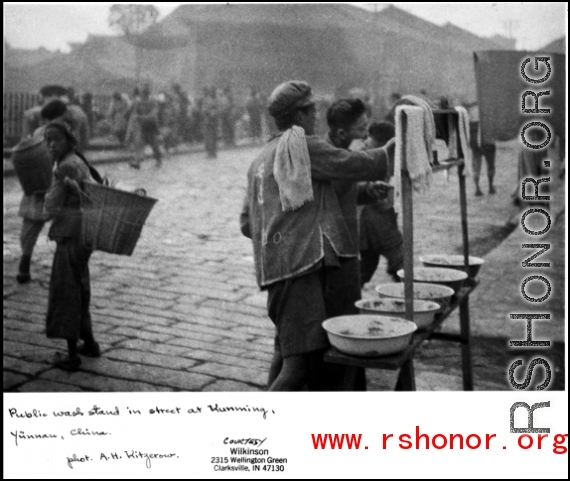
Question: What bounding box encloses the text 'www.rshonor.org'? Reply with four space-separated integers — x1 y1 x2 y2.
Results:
311 429 568 453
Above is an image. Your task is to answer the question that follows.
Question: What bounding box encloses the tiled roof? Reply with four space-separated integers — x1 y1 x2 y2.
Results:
539 36 566 54
167 4 362 28
162 3 504 51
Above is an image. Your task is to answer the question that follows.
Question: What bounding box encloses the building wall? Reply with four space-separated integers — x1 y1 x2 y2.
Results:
362 34 477 104
186 22 359 101
159 20 480 109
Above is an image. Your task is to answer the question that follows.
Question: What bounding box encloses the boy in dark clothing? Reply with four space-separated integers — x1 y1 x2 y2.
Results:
325 99 385 318
323 98 389 391
359 121 404 285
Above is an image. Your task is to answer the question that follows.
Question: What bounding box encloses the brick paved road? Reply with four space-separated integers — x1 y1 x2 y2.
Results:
4 147 273 392
3 141 565 391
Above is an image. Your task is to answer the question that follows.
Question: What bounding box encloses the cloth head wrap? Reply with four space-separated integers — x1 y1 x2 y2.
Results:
267 80 313 119
44 118 78 149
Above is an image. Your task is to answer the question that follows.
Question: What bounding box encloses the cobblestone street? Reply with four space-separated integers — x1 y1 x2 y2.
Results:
3 141 566 392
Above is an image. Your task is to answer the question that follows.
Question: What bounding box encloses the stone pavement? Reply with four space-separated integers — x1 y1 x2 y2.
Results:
3 139 566 392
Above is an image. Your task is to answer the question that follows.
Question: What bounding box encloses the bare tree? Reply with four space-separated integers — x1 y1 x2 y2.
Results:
108 4 159 81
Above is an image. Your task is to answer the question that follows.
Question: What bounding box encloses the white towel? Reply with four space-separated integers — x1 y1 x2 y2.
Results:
401 95 437 143
393 105 434 212
454 106 472 177
273 125 314 212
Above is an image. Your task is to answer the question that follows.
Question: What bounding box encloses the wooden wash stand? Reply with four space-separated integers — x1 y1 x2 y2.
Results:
324 109 477 391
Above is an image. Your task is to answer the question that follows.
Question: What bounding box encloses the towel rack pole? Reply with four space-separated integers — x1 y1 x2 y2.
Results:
400 111 415 327
394 110 417 391
458 128 474 390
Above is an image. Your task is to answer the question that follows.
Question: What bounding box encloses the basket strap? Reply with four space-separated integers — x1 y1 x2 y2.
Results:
75 151 105 185
77 185 94 204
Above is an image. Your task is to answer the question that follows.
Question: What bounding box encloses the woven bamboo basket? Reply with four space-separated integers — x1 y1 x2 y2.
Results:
12 136 53 195
80 183 157 256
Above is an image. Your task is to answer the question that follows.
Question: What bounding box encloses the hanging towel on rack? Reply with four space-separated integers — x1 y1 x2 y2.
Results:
393 104 434 212
399 95 436 176
453 106 472 177
400 95 436 140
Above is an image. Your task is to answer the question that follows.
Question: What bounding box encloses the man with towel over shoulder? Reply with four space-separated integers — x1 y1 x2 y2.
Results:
240 80 394 391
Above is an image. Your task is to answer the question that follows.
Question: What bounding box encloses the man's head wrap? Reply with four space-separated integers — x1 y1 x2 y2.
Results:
267 80 313 119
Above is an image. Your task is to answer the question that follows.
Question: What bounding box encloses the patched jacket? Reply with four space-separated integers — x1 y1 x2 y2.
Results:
44 152 92 240
240 134 389 289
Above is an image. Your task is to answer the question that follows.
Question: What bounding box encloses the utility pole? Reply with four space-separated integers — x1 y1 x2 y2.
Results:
503 19 520 49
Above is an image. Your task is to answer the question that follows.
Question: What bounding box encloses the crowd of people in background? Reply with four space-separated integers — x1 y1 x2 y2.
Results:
16 81 564 190
16 82 269 169
100 83 267 164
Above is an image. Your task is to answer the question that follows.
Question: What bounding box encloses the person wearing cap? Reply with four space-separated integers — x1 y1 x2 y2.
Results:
22 85 89 149
43 118 100 372
21 85 69 138
16 95 88 284
16 87 56 283
240 80 394 391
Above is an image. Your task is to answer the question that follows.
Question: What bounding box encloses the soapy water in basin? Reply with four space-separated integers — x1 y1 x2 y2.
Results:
357 298 439 313
324 315 415 339
399 267 467 282
375 282 455 301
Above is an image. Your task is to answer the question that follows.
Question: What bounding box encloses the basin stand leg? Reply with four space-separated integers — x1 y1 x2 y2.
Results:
458 151 473 390
459 297 474 390
341 367 366 391
395 359 416 391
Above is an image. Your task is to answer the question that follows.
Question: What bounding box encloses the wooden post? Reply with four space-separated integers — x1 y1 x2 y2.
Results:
398 110 417 391
395 359 416 391
456 113 470 273
401 112 414 326
457 125 474 390
459 295 474 390
459 169 470 272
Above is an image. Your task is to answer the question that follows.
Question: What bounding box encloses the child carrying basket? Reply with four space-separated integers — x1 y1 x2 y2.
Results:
43 118 101 371
42 118 157 372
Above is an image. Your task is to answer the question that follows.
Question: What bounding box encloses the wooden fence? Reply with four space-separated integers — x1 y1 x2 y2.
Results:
3 93 40 145
3 93 113 147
